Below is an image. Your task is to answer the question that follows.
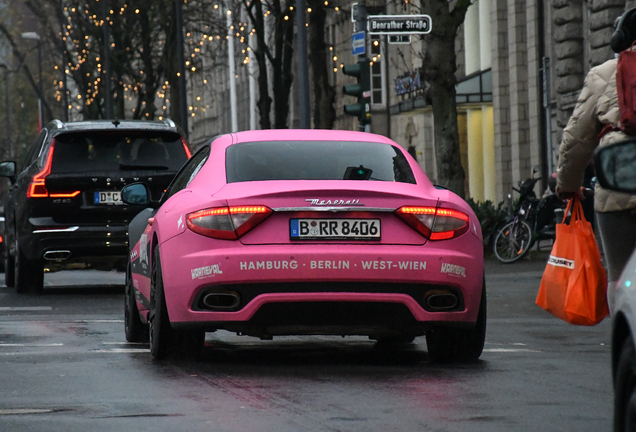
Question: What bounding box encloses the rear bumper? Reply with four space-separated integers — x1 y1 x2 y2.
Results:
21 218 128 261
156 232 484 334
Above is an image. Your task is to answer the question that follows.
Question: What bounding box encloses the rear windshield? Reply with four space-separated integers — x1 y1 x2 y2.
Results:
225 141 416 184
50 131 188 173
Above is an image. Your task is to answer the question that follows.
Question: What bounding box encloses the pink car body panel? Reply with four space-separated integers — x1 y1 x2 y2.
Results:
129 130 484 334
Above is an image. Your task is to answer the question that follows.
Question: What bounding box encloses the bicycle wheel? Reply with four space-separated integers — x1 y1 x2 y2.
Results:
492 219 533 263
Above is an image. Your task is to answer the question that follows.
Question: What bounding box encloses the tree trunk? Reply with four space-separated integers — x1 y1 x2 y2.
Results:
247 0 272 129
307 0 336 129
420 0 471 198
272 0 294 129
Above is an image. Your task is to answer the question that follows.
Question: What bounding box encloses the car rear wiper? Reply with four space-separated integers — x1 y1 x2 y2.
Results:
119 163 169 170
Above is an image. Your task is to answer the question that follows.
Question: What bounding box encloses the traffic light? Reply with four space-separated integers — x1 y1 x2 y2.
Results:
342 58 371 130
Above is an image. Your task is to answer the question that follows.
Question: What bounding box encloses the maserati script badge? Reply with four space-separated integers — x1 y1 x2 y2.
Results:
305 199 364 206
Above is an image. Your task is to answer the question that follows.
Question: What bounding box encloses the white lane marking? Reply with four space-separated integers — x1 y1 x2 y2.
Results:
0 348 150 356
101 342 147 345
483 348 541 353
68 320 124 323
0 408 55 415
0 307 53 312
0 343 63 347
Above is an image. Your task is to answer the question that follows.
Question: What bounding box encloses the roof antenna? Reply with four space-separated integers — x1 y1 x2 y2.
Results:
112 119 120 127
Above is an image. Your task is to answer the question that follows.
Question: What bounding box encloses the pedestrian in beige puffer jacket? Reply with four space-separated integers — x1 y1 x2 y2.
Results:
557 50 636 315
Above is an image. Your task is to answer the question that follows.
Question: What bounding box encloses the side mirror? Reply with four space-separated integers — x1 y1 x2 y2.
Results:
0 161 16 183
121 183 151 206
594 139 636 193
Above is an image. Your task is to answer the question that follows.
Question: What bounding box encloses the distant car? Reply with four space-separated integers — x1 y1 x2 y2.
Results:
0 119 191 294
594 138 636 432
122 130 486 362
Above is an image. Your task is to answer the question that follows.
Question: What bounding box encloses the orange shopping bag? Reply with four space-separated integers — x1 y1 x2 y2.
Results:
536 197 609 325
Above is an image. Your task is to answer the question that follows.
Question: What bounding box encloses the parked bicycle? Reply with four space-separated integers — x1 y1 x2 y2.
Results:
492 166 565 263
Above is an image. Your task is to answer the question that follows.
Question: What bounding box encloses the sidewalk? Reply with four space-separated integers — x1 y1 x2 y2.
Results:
484 249 550 276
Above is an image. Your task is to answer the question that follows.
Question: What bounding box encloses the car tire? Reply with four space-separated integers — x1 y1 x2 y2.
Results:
4 253 15 288
615 336 636 432
149 247 173 360
124 261 148 343
149 247 204 360
14 241 43 294
426 280 487 363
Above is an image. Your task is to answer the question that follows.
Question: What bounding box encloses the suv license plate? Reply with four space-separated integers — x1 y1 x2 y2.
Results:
94 191 123 205
290 218 380 240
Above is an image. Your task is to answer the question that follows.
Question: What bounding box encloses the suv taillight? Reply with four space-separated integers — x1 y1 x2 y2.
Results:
186 205 272 239
396 206 469 240
181 137 192 158
27 140 80 198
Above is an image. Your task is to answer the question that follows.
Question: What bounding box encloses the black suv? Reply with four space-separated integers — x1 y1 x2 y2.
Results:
0 119 190 293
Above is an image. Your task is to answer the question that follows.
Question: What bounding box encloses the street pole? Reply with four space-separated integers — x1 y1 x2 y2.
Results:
542 57 553 175
102 0 113 119
249 29 257 130
21 32 44 129
175 0 188 137
0 65 12 159
226 0 238 132
37 40 43 129
296 0 310 128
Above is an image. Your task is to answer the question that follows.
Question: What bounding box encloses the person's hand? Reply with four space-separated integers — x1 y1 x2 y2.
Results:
555 186 586 201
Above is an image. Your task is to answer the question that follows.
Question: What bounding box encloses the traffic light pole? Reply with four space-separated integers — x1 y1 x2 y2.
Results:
296 0 311 128
343 3 371 131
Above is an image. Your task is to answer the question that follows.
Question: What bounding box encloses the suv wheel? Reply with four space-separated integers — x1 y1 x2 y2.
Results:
4 253 15 287
15 241 44 294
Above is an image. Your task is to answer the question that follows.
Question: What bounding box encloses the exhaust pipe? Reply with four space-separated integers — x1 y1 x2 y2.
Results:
43 250 71 261
202 292 240 310
425 293 459 311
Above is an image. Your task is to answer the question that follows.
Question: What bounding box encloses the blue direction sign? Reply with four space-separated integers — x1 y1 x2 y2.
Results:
351 31 366 56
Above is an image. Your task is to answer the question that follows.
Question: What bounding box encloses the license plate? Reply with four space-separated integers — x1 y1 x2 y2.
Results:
94 191 123 205
290 219 381 240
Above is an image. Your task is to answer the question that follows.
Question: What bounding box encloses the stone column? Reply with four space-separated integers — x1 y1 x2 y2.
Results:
552 0 584 130
507 0 531 186
525 0 544 172
491 0 512 201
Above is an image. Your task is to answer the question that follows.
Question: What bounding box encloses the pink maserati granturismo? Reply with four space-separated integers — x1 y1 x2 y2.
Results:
121 130 486 362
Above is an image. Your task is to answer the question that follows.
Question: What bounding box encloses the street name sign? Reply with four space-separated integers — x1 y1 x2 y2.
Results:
351 31 366 56
367 14 432 35
389 34 411 44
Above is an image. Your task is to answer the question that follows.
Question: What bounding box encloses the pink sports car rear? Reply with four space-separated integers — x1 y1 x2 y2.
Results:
122 130 486 362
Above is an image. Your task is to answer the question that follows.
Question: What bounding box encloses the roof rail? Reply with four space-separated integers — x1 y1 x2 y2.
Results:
50 119 64 129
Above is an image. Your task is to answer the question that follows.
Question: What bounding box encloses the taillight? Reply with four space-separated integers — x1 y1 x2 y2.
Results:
186 205 272 239
27 140 80 198
396 206 469 240
181 137 192 158
27 142 54 198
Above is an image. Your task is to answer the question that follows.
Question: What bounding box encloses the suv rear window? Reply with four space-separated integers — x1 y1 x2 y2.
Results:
50 131 187 173
225 141 416 184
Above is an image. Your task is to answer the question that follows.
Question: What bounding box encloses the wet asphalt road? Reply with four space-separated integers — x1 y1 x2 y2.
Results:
0 253 612 432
